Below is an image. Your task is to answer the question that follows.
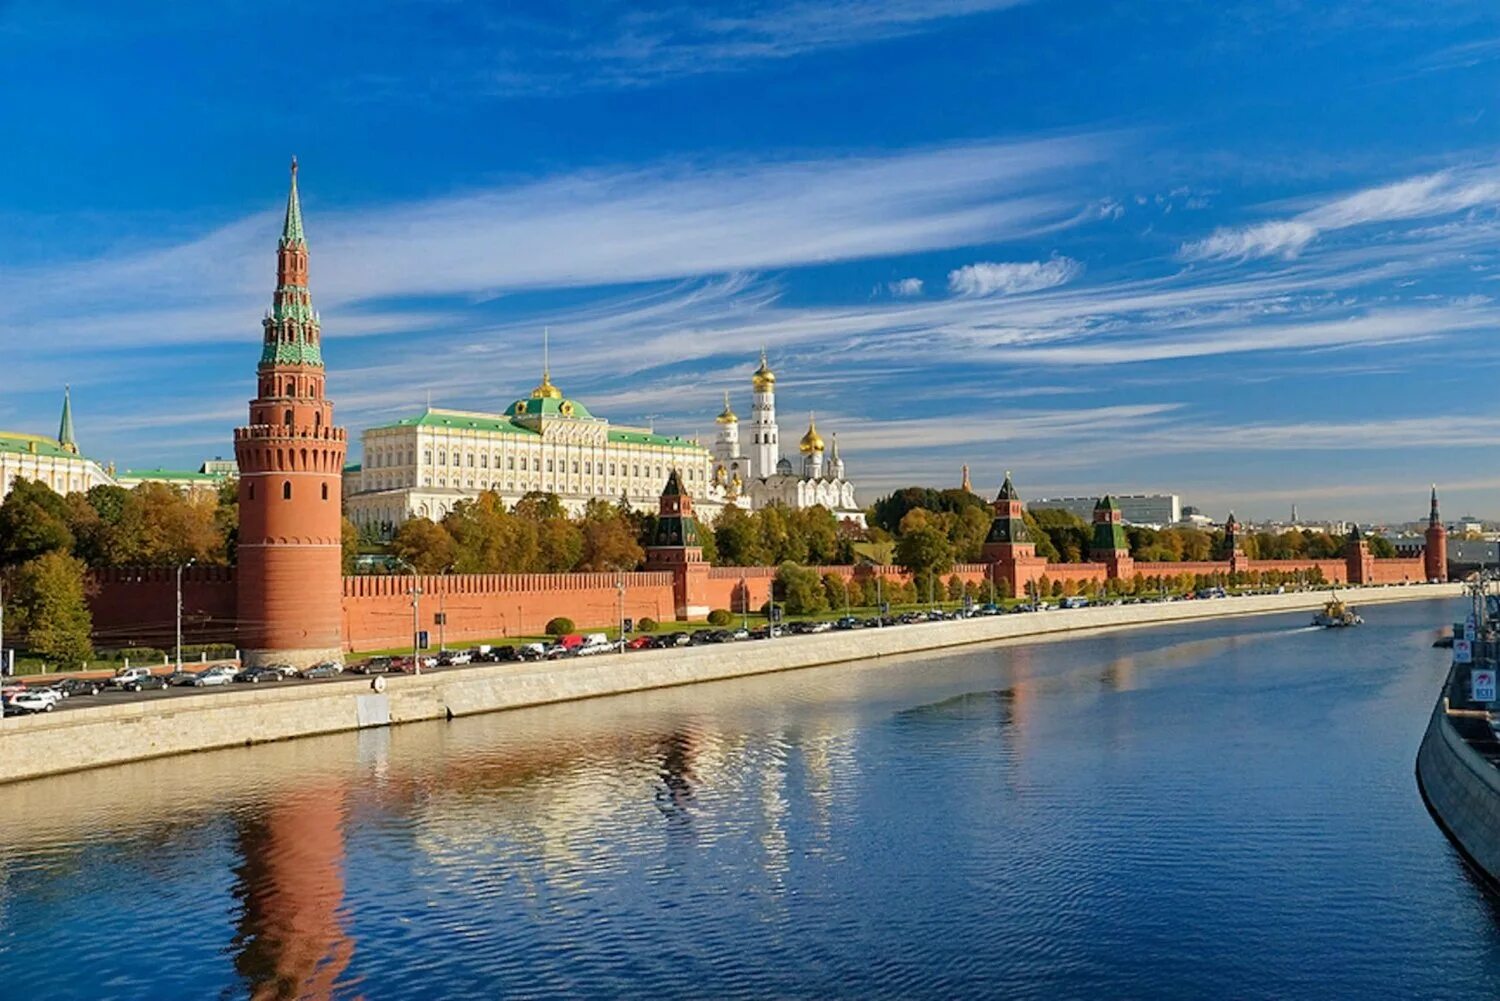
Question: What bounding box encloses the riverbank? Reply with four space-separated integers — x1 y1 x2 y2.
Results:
0 583 1462 784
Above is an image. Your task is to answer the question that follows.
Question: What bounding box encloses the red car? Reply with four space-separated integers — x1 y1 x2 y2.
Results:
626 636 654 650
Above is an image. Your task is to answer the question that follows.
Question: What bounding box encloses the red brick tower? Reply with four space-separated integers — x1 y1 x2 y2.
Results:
234 160 347 667
1225 512 1247 577
1344 524 1373 585
644 470 710 621
1424 485 1448 582
1090 495 1134 581
981 472 1046 598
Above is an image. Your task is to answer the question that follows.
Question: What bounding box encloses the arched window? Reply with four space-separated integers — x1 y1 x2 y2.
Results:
286 380 295 397
284 408 293 426
282 481 292 500
321 483 329 501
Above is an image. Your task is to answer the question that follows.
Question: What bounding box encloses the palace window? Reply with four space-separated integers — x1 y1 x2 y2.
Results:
520 457 528 471
480 455 488 469
424 450 432 465
609 463 616 476
453 453 461 467
572 461 579 474
437 450 446 465
585 461 592 474
547 459 554 473
633 465 639 477
508 456 515 470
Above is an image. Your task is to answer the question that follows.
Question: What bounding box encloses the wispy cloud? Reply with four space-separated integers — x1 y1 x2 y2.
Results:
1180 166 1500 261
887 277 924 296
947 256 1082 296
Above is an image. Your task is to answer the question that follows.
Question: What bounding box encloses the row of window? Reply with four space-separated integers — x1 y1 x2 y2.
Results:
246 481 331 501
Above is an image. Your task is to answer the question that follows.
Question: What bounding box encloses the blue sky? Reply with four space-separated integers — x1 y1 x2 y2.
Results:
4 0 1500 521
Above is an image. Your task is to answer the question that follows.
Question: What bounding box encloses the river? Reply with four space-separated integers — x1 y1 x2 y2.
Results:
1 598 1497 999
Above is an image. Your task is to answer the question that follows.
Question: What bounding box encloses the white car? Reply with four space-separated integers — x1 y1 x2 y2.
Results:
108 666 153 688
192 668 234 687
8 690 57 714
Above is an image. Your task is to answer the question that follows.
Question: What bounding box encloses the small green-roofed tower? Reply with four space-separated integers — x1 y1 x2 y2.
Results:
1090 495 1128 557
645 470 710 621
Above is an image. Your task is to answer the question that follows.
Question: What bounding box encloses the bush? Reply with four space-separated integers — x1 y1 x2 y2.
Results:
637 617 659 633
706 609 733 626
113 647 166 662
545 617 576 637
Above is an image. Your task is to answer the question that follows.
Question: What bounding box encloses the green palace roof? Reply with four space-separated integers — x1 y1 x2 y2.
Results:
0 432 81 460
369 408 701 450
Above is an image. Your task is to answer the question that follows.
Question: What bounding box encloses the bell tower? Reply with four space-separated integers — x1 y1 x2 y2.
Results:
234 159 348 667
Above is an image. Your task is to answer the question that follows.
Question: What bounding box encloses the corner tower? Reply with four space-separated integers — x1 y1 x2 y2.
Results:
1425 485 1448 582
233 160 347 667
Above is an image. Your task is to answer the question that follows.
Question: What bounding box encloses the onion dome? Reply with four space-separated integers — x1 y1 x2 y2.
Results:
799 413 825 453
716 391 738 424
752 349 776 392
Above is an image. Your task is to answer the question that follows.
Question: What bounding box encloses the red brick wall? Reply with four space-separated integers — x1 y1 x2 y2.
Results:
340 572 677 651
1369 558 1425 584
88 567 240 649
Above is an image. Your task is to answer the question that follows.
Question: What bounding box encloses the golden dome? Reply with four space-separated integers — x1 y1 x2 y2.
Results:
752 349 775 392
799 413 825 453
530 370 563 399
715 391 738 424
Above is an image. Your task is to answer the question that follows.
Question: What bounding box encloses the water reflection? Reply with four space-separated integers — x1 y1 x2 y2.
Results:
230 785 354 1001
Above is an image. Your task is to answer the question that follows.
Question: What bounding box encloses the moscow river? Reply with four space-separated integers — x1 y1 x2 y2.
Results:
3 597 1500 999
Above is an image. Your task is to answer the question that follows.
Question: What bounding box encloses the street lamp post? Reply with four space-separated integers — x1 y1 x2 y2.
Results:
740 574 749 631
391 557 422 675
176 558 196 671
617 575 626 651
876 574 884 627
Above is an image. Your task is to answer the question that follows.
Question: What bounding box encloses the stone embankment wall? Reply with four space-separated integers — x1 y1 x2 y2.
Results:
6 583 1461 786
1416 700 1500 888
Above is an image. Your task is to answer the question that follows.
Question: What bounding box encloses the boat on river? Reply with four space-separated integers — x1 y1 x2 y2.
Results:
1312 595 1363 628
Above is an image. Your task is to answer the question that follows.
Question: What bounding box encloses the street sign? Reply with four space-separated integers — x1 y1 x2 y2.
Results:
1474 668 1497 703
623 618 634 633
1465 614 1477 640
770 606 783 624
1454 638 1474 664
418 630 430 650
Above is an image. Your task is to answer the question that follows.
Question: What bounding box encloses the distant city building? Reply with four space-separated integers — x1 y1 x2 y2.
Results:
0 387 114 498
1030 493 1181 528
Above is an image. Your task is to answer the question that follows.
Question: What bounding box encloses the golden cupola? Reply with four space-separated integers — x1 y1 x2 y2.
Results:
530 369 563 399
799 412 825 453
715 390 738 424
752 349 776 392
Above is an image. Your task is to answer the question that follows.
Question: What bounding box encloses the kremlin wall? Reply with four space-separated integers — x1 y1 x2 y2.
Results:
77 165 1449 664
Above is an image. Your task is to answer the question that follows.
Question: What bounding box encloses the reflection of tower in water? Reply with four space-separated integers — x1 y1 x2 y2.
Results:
231 785 354 1000
654 730 699 826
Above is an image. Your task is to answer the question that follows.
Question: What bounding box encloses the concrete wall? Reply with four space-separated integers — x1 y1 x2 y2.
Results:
2 582 1461 786
1416 700 1500 889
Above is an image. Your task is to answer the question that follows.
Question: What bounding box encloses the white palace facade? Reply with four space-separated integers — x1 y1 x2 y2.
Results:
344 353 865 535
344 368 720 535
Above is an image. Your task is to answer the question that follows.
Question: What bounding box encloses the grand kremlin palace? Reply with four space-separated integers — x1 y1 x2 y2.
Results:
342 368 718 535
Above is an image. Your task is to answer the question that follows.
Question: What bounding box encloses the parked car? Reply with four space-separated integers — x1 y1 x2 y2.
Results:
167 670 201 687
192 667 236 686
437 650 472 666
266 663 299 679
350 656 393 675
53 677 104 697
122 674 170 692
491 645 520 662
8 690 57 714
108 666 155 689
9 686 61 708
299 661 343 679
518 642 547 661
233 666 284 684
626 635 655 650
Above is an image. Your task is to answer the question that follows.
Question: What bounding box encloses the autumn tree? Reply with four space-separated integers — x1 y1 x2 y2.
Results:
9 551 93 666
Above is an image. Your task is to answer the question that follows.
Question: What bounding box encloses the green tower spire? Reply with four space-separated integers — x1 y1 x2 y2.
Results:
58 385 77 454
280 156 305 247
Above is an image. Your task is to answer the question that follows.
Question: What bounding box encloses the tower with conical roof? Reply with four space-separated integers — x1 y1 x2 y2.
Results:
1090 495 1134 580
748 349 779 479
57 385 77 454
1424 486 1447 582
1224 511 1247 576
233 159 348 668
1344 523 1372 585
982 472 1048 598
644 470 710 620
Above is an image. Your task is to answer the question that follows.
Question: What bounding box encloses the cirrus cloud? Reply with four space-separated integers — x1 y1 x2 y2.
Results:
947 256 1082 296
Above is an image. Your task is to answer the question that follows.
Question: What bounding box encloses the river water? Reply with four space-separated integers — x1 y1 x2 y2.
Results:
2 598 1498 999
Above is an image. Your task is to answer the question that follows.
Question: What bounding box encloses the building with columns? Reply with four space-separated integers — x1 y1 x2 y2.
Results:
232 160 348 668
710 352 865 526
344 370 720 535
0 387 116 498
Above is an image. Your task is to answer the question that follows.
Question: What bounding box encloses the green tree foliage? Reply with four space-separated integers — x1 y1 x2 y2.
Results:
895 513 955 598
1028 508 1090 563
341 516 360 575
713 504 770 566
545 616 575 637
871 487 989 534
578 501 646 571
8 551 93 665
775 562 829 615
706 608 733 626
1368 536 1396 558
0 479 75 566
390 517 457 573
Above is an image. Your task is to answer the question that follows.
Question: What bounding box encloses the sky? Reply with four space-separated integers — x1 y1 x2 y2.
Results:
4 0 1500 522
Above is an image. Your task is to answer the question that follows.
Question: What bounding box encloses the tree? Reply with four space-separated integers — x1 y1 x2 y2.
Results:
10 551 93 666
578 512 645 571
341 516 360 575
0 479 74 566
390 517 457 573
713 505 768 566
1029 507 1089 563
775 562 828 615
895 522 954 599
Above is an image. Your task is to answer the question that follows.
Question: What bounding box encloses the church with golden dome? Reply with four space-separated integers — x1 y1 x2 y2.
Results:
711 352 865 526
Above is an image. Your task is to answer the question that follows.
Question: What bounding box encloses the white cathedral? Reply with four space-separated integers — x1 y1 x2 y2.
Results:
710 352 865 527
